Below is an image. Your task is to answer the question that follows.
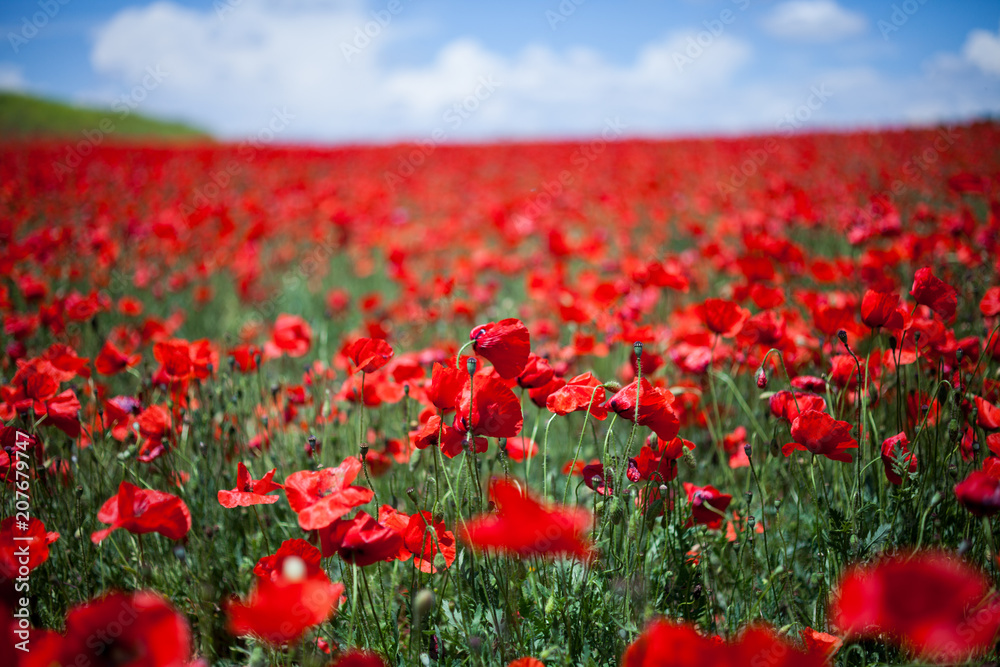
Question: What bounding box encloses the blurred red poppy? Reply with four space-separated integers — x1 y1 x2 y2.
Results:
0 517 58 579
910 267 957 322
830 551 1000 662
699 298 749 338
461 480 592 559
43 591 194 667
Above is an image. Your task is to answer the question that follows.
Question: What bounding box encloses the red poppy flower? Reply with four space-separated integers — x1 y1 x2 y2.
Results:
45 591 194 667
910 267 957 322
830 551 1000 662
880 432 917 485
425 362 466 412
622 619 829 667
975 396 1000 430
517 353 555 389
546 373 607 419
508 659 545 667
379 506 457 573
332 650 389 667
470 318 530 379
218 462 284 508
504 436 538 462
682 482 732 529
42 343 90 380
91 481 192 544
861 290 904 329
229 558 345 645
582 462 614 495
349 337 394 373
782 410 858 463
284 457 375 530
603 378 680 443
0 517 59 579
265 314 312 359
769 391 827 423
94 339 141 376
980 287 1000 317
460 480 592 559
699 298 749 338
318 511 404 566
627 443 681 483
254 539 323 582
40 389 82 438
153 339 193 381
800 628 843 658
457 369 523 438
955 461 1000 517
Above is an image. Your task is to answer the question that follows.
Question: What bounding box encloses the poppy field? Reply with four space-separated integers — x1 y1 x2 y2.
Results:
3 121 1000 666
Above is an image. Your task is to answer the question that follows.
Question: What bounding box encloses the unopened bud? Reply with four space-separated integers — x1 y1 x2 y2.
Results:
755 367 767 389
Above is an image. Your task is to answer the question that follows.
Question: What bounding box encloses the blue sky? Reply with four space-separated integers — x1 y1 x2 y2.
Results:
1 0 998 142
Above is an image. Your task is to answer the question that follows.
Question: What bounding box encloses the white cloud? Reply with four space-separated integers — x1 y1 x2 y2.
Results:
761 0 867 43
0 63 26 91
88 0 757 140
963 22 1000 76
82 0 1000 141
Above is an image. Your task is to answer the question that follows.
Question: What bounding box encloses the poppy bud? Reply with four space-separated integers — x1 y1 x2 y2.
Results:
603 380 622 391
956 349 964 362
413 588 435 629
744 442 752 459
755 367 767 389
914 331 921 342
609 497 625 525
466 356 477 376
948 419 960 440
658 484 669 496
404 383 410 396
633 341 643 358
407 487 418 504
683 449 697 470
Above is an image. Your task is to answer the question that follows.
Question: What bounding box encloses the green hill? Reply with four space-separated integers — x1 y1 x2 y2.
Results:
0 91 210 140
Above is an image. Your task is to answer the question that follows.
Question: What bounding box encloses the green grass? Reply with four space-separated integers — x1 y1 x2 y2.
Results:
0 90 210 140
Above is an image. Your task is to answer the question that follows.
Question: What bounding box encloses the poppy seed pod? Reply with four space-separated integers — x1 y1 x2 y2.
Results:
837 330 848 344
633 341 643 358
466 356 477 376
